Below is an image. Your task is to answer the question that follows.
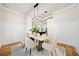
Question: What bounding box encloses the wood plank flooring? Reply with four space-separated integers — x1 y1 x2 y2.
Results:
0 41 78 56
0 46 11 56
57 43 79 56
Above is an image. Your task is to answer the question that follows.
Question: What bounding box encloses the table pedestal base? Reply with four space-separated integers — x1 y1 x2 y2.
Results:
37 41 43 51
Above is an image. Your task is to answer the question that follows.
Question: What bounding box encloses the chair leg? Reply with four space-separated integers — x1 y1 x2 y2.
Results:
24 47 27 53
30 49 31 56
25 48 27 52
51 52 53 56
54 49 57 56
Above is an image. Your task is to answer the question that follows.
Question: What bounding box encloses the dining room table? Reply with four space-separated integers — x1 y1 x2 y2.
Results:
28 34 48 51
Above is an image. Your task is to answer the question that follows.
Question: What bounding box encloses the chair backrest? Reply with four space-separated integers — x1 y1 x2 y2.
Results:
75 47 79 55
42 43 53 51
53 47 66 56
51 36 57 48
24 38 36 49
51 37 66 56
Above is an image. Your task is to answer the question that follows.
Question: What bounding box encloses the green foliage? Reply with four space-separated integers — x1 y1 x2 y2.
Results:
30 26 39 33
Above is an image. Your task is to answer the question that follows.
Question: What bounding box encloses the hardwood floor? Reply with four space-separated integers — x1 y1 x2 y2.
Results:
0 41 21 56
0 46 11 56
1 41 21 47
58 43 79 56
0 41 78 56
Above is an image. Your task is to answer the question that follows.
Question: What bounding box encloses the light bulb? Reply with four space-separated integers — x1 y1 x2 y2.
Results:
41 14 45 18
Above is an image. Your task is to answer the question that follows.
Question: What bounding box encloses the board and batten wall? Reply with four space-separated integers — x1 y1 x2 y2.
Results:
25 16 32 33
47 4 79 48
0 5 26 45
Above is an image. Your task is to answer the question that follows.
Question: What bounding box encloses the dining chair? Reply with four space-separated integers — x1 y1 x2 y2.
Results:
42 36 56 55
10 40 25 55
54 46 66 56
42 37 66 56
75 47 79 55
24 37 37 56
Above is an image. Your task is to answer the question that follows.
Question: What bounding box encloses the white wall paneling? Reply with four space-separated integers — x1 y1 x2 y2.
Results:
0 6 26 45
0 7 5 45
25 16 32 33
47 4 79 48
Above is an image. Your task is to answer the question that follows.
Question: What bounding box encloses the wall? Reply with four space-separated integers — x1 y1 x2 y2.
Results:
0 6 26 45
47 4 79 48
25 16 32 33
0 6 5 46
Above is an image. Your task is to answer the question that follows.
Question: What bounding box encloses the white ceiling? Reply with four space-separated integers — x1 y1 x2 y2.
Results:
1 3 73 15
38 3 73 14
2 3 34 14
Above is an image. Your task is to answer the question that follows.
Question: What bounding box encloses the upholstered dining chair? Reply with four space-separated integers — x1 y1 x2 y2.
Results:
24 37 37 56
42 36 66 56
11 41 25 56
42 38 57 56
75 47 79 55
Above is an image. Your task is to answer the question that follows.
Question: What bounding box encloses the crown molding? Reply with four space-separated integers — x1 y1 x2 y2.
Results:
53 3 75 15
0 5 25 16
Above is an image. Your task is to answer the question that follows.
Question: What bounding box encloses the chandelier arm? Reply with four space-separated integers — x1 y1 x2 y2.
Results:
34 7 35 18
37 5 39 16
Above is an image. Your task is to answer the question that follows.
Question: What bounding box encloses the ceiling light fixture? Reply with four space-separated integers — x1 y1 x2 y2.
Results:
32 3 53 32
33 3 48 20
